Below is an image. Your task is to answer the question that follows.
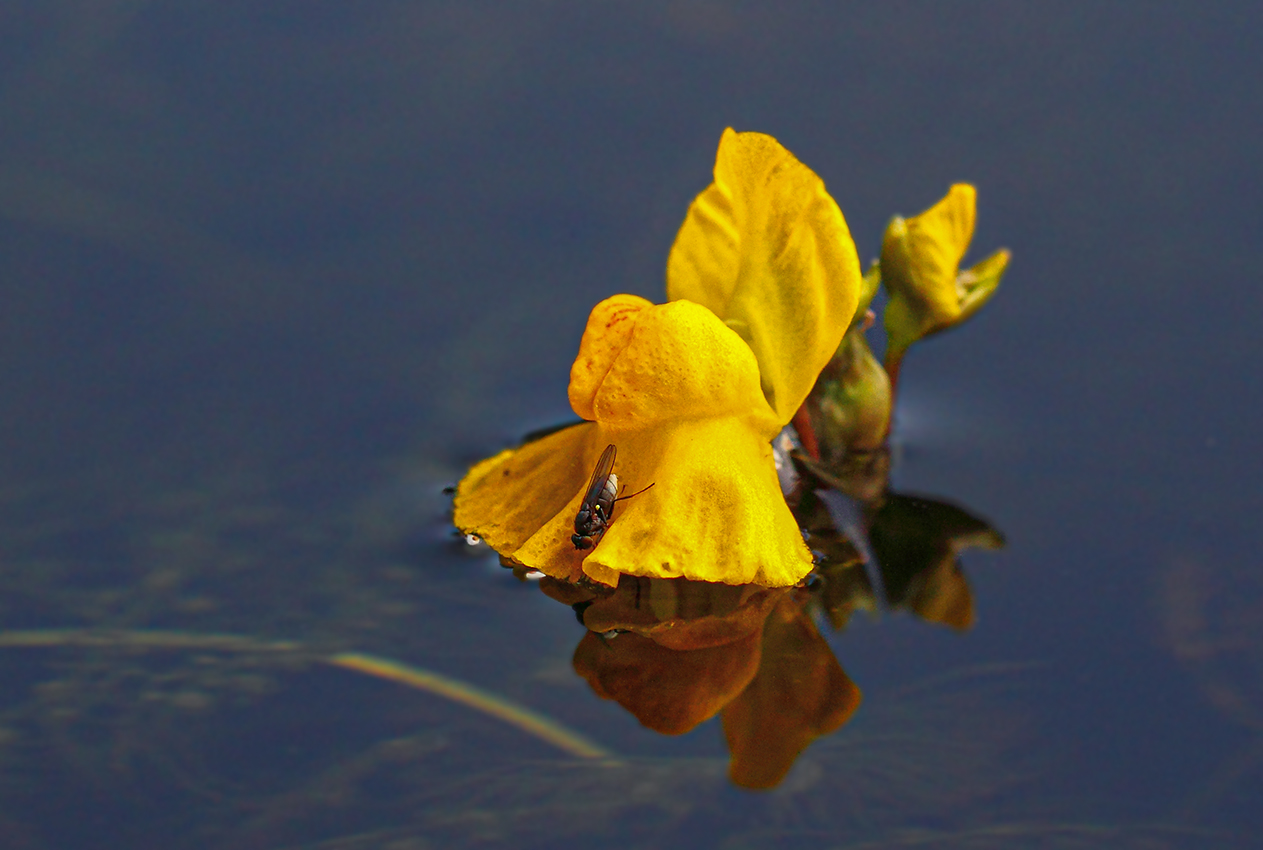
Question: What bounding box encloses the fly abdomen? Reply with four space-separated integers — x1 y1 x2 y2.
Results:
591 472 619 521
571 445 653 551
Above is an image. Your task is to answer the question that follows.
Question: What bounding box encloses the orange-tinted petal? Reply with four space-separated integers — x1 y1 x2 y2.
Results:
722 594 861 788
573 627 764 735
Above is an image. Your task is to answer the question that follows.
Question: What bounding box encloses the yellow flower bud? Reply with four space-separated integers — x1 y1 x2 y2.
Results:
881 184 1009 379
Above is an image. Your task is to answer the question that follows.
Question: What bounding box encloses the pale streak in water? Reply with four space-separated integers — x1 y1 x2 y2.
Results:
0 628 613 761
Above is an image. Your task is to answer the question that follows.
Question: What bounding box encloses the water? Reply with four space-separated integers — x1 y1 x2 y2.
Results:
1 2 1260 847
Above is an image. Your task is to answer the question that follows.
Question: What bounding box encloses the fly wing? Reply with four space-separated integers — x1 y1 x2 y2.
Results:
581 444 616 507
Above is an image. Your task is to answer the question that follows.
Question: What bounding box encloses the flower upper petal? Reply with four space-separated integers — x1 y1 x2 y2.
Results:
666 128 862 423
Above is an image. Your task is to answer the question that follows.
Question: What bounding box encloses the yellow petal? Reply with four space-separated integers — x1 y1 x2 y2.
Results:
588 418 813 587
568 294 651 422
666 128 862 423
570 297 779 430
453 422 596 576
510 416 813 587
888 183 977 317
956 247 1010 325
881 183 978 360
457 297 815 588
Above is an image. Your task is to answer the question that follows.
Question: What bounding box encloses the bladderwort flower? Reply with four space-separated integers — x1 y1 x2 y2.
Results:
880 184 1010 389
454 129 862 588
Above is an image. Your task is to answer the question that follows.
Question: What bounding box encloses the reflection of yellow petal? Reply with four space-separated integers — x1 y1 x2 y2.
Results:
573 628 764 735
868 493 999 630
912 561 975 631
723 594 861 789
667 128 862 422
578 577 789 651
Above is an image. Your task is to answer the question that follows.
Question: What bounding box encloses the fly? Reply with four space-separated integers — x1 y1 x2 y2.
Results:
571 444 654 550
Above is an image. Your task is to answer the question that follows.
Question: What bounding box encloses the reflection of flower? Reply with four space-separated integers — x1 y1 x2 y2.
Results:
531 482 1002 787
556 575 859 789
566 574 787 651
455 130 862 588
868 493 1004 630
667 129 863 425
573 626 765 737
559 577 786 735
880 184 1010 383
723 594 860 789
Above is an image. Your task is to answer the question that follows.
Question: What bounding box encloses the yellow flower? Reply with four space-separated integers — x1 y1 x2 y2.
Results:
881 184 1010 379
454 129 861 588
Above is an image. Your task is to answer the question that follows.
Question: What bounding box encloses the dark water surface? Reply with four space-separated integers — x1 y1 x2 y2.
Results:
1 3 1260 847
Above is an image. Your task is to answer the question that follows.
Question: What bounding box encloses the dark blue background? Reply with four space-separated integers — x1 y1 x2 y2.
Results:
0 2 1258 847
